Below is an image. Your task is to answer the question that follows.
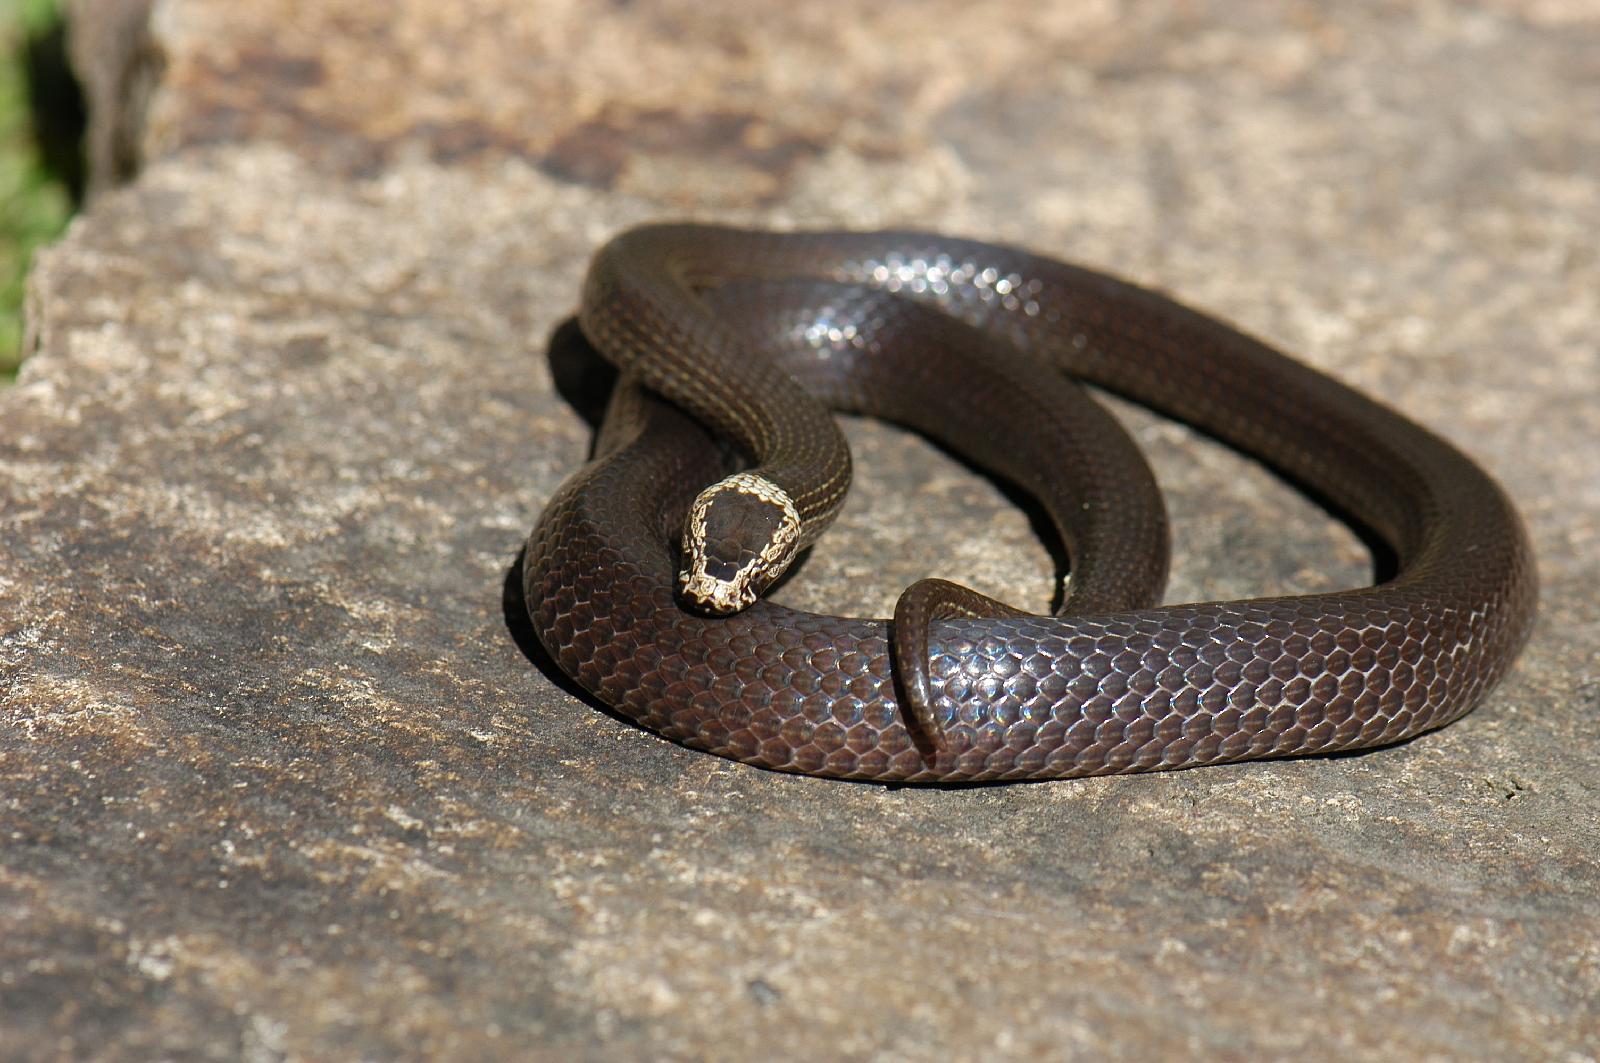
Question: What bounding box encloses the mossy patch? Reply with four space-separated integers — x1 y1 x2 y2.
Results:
1 0 81 382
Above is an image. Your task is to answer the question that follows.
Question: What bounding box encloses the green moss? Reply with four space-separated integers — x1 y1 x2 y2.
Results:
1 0 80 382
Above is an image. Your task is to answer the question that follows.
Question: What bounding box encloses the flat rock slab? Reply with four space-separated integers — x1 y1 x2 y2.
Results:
4 1 1598 1058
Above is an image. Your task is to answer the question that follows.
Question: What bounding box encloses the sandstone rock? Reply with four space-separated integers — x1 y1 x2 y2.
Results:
3 1 1597 1058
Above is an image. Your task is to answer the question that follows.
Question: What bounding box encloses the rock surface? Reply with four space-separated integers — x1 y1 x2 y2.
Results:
4 0 1598 1058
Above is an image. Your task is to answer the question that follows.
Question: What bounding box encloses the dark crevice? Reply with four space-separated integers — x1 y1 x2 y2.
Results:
23 12 88 207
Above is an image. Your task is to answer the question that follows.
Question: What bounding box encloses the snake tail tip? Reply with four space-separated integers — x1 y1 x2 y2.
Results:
899 696 948 761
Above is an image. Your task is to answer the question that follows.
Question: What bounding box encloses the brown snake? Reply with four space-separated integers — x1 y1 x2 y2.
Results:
524 224 1537 782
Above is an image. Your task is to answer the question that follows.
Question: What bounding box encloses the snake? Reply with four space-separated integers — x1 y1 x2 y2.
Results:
523 224 1537 782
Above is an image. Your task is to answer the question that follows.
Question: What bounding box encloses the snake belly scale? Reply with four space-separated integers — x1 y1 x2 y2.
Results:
524 224 1537 783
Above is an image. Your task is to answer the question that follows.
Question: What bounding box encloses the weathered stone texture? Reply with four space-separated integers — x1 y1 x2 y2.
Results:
3 1 1597 1059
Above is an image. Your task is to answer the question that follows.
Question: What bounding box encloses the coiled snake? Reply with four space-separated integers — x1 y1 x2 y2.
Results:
523 224 1536 782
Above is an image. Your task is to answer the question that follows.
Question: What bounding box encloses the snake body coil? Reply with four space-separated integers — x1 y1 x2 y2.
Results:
525 224 1536 783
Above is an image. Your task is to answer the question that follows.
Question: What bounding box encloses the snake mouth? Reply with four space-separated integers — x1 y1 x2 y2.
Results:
679 568 758 615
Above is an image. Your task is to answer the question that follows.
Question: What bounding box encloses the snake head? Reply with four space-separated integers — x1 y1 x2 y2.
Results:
679 472 804 615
